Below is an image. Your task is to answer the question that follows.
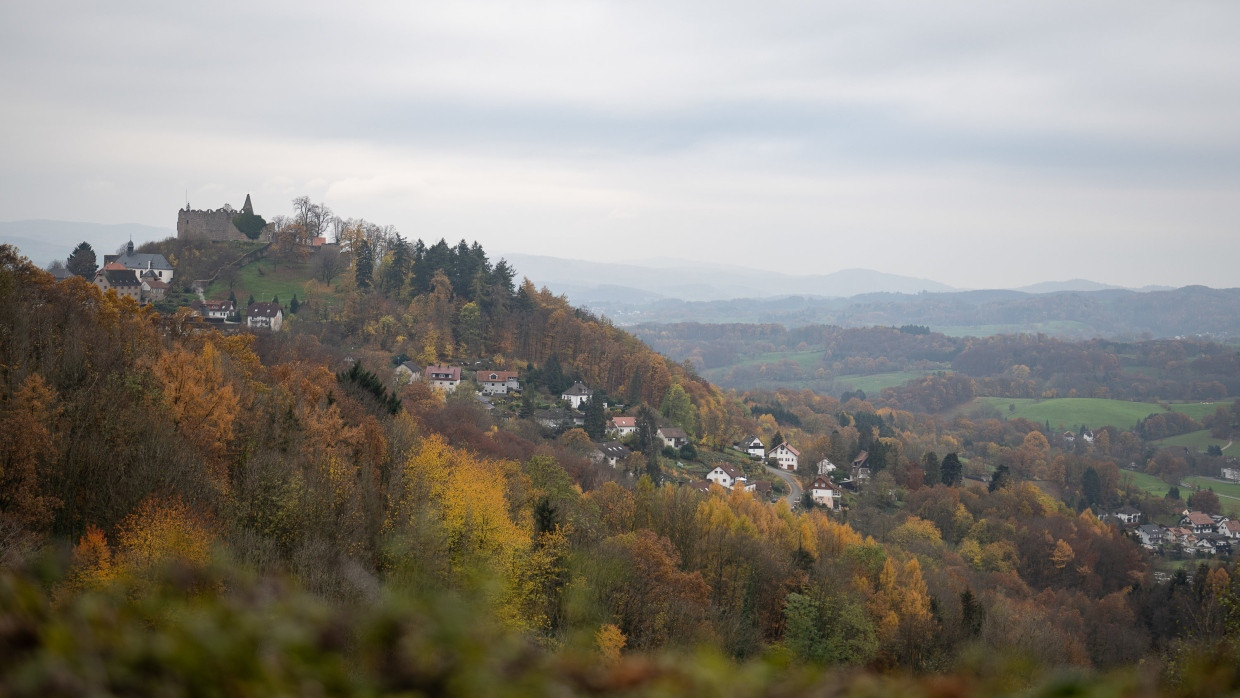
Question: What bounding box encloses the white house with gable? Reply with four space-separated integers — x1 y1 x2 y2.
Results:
706 464 747 490
561 382 594 409
809 476 839 509
768 443 800 471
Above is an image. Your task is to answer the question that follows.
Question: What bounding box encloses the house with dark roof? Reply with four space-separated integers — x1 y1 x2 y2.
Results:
93 267 142 301
739 436 765 459
246 302 283 331
534 408 575 430
809 476 840 509
561 381 594 409
657 426 689 449
687 479 715 494
594 441 632 467
105 241 174 284
394 361 423 385
1135 524 1165 548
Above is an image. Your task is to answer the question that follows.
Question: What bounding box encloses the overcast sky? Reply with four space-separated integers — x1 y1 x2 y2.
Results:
2 1 1238 289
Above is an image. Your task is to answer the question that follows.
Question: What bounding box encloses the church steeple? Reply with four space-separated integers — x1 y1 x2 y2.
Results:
242 194 253 215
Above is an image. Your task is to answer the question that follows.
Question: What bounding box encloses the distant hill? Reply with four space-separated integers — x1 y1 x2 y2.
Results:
1015 279 1125 293
0 220 175 267
501 253 956 303
614 285 1240 340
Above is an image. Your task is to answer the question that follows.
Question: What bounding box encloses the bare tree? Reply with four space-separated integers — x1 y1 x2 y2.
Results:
312 245 346 284
292 196 334 242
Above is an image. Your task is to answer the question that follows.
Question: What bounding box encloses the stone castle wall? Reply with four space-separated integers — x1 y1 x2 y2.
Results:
177 205 272 243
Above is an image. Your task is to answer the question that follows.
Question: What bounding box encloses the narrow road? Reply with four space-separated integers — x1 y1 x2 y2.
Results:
765 464 803 509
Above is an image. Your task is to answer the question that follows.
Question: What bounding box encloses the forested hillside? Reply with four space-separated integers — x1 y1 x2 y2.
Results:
2 242 1239 696
637 323 1240 402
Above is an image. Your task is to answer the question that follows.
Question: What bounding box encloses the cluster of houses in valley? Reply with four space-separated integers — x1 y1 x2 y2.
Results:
188 299 285 331
88 241 174 304
393 361 520 395
1126 509 1240 556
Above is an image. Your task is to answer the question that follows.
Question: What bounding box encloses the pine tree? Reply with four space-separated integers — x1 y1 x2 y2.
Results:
769 431 785 450
355 238 374 290
66 242 97 278
941 452 963 486
290 294 300 314
584 395 606 441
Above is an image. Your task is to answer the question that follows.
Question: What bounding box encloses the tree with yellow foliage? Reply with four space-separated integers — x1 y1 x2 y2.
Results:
115 496 215 570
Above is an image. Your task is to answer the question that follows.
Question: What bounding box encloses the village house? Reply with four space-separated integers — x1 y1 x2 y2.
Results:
809 476 840 510
706 464 754 492
394 361 422 385
140 273 169 301
93 266 142 302
246 302 283 332
1183 510 1217 534
739 436 765 459
534 408 576 430
1135 524 1165 548
105 241 174 284
1222 520 1240 539
657 426 689 449
191 299 235 322
816 457 837 475
477 370 520 395
425 365 462 392
561 382 595 409
609 416 637 438
768 443 800 471
687 480 715 494
593 441 632 467
1222 466 1240 483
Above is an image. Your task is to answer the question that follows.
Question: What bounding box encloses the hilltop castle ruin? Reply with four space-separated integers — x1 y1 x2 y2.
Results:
177 194 272 242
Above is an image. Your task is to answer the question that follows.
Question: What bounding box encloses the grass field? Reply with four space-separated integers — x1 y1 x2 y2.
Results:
1167 402 1231 420
969 397 1167 430
964 397 1221 432
1181 476 1240 502
834 371 937 394
1121 469 1172 498
934 321 1096 338
1153 430 1231 452
204 257 344 313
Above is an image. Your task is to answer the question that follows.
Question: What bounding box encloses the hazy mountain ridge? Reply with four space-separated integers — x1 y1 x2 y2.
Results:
0 219 175 267
501 252 957 302
617 286 1240 340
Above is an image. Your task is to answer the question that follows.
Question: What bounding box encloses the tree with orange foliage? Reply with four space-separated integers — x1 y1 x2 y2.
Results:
151 341 240 470
594 529 710 650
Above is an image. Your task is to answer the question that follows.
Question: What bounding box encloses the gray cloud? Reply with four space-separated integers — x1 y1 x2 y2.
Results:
2 0 1238 289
